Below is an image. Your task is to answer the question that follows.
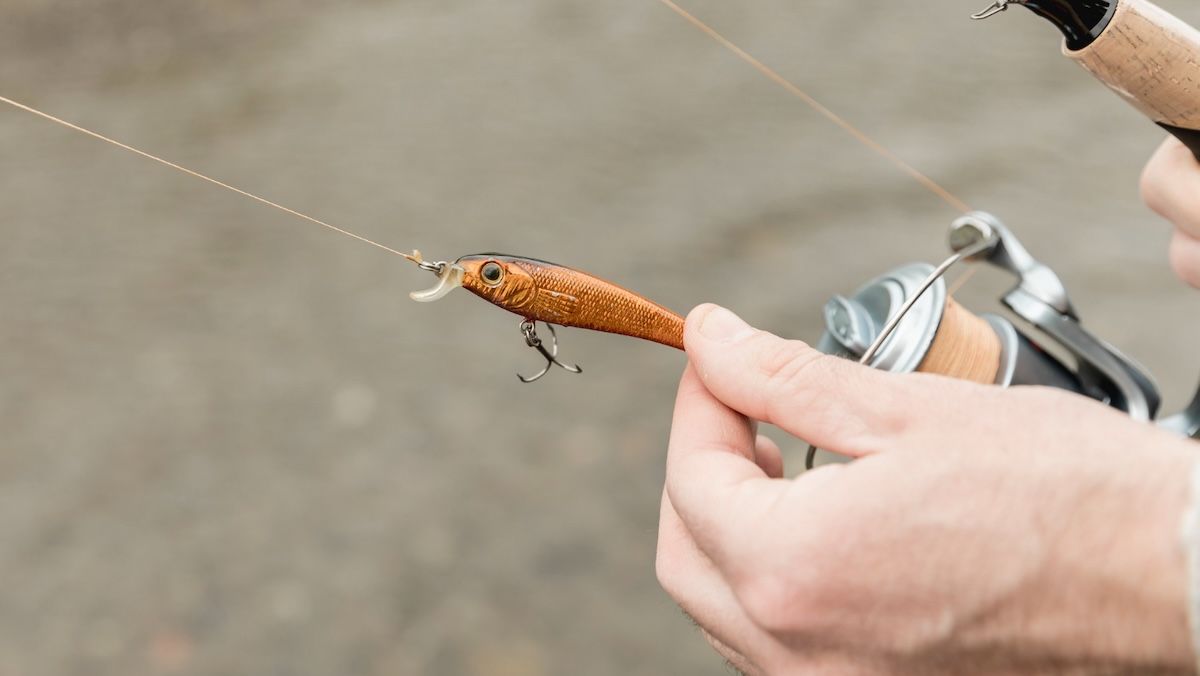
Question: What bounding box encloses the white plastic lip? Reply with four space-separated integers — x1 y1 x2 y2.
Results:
410 263 465 302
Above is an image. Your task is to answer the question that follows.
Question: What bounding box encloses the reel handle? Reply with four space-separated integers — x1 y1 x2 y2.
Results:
1065 0 1200 161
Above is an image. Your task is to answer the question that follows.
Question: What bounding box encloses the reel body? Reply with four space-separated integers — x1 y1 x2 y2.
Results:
819 212 1199 439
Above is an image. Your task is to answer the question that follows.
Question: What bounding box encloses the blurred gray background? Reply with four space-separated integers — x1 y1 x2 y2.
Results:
2 0 1199 674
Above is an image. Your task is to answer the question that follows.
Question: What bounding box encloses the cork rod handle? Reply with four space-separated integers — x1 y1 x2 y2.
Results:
1066 0 1200 160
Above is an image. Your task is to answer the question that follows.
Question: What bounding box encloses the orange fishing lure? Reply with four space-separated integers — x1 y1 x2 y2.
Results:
410 253 683 381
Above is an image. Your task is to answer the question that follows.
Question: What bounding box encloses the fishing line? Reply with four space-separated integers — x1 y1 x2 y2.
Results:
6 5 972 246
655 0 974 215
0 95 419 263
657 0 991 416
946 266 980 297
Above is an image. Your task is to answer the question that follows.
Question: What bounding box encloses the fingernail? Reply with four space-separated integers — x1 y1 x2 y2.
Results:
699 306 754 343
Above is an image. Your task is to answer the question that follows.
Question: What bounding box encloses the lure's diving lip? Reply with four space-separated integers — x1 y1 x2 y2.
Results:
410 263 465 302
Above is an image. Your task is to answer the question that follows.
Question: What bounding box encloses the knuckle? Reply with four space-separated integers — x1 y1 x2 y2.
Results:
654 548 685 600
736 566 830 638
754 339 917 450
654 529 684 591
736 571 795 633
1141 143 1200 238
732 536 835 635
860 372 920 437
1008 385 1098 421
1176 204 1200 241
756 339 828 402
1140 157 1169 216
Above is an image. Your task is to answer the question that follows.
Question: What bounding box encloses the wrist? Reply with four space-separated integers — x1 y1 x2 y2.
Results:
951 433 1197 672
1053 439 1195 670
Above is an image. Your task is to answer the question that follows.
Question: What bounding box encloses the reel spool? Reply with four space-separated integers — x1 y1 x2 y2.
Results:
819 261 1079 392
818 212 1200 446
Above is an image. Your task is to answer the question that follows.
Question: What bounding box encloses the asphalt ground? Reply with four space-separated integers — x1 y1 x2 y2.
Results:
2 1 1199 673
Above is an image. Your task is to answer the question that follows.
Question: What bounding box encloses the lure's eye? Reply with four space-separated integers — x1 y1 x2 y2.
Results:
480 261 504 286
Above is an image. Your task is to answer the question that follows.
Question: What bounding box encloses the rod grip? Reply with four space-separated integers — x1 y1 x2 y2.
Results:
1066 0 1200 161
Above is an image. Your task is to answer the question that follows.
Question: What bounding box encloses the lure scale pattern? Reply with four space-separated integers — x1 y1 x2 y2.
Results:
456 254 685 350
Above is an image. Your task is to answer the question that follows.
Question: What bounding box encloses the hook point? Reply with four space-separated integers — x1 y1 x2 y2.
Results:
516 320 583 384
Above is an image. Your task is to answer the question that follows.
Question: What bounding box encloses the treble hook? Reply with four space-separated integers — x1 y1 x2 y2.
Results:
517 320 583 384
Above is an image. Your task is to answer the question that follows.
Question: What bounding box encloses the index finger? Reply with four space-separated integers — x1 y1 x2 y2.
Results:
666 364 789 575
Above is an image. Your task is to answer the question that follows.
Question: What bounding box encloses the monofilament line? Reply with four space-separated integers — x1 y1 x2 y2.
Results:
0 95 419 263
655 0 973 215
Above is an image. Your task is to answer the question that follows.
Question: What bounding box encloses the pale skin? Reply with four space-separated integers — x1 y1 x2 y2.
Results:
657 137 1200 675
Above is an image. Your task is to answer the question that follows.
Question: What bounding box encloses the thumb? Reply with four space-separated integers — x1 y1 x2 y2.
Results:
683 304 959 457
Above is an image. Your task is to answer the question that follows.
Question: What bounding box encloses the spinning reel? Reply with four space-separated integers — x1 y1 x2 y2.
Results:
819 212 1200 440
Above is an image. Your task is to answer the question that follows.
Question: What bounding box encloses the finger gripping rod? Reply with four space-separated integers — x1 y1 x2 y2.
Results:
1002 0 1200 160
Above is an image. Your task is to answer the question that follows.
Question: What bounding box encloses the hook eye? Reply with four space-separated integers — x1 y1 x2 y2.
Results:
410 263 465 302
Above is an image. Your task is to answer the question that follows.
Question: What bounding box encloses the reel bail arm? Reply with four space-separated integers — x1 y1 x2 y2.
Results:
817 211 1196 474
951 213 1161 422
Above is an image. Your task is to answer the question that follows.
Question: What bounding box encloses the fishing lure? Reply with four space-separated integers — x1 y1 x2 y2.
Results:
409 252 684 382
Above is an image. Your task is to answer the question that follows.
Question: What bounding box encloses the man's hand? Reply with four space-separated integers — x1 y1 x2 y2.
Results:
1142 136 1200 288
659 304 1198 675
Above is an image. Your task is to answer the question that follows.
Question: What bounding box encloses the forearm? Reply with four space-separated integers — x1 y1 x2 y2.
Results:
1012 445 1192 671
884 430 1196 672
